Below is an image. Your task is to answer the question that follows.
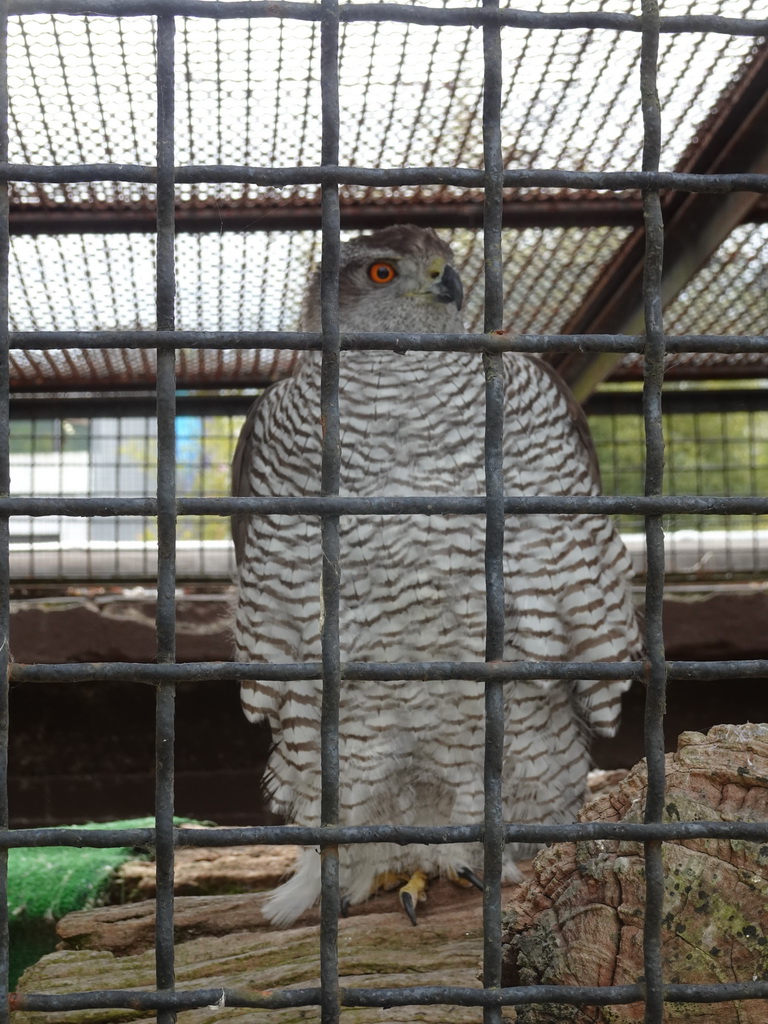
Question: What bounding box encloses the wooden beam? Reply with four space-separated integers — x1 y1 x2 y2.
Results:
551 39 768 401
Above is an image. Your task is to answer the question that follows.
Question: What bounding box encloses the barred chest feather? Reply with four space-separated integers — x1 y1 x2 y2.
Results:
232 344 642 926
235 349 490 665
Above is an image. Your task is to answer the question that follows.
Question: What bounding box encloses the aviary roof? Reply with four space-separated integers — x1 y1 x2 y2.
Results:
7 0 768 392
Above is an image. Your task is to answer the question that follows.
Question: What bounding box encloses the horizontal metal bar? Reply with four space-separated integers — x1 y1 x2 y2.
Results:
4 496 155 515
4 494 768 516
9 989 322 1014
10 331 768 354
345 981 768 1009
7 0 768 35
184 494 768 515
9 659 768 687
10 387 765 420
8 393 256 419
3 165 768 193
2 819 768 851
586 387 768 416
9 197 648 236
10 659 644 685
11 980 768 1013
10 196 768 239
12 979 768 1014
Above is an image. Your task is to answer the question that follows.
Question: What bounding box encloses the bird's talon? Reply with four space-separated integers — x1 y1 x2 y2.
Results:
400 890 419 926
455 865 484 891
398 869 429 925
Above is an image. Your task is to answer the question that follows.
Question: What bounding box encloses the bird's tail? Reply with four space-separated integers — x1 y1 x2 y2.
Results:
262 848 322 927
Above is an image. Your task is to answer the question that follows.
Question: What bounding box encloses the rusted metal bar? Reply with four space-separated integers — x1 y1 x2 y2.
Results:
10 194 768 237
7 196 646 235
154 14 178 1024
638 3 666 1021
5 0 768 35
0 0 9 1014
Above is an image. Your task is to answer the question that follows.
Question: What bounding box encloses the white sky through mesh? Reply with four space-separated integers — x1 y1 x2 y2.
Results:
7 0 768 386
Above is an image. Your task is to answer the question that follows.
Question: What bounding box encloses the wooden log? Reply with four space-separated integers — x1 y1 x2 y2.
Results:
110 841 298 903
14 881 510 1024
502 723 768 1024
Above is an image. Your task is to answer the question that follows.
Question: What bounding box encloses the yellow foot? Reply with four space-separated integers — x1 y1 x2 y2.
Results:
399 869 429 926
373 870 410 893
341 866 481 923
340 870 429 919
446 864 484 890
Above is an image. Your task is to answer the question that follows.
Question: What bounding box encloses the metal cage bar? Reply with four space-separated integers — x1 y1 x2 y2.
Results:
4 165 768 192
5 493 768 516
5 1 768 34
154 14 178 1024
8 656 768 687
481 2 506 1021
318 0 342 1018
3 814 768 847
639 4 667 1022
2 1 768 1020
6 328 768 353
0 1 9 1019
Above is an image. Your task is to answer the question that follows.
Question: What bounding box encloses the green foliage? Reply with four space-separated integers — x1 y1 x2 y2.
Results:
589 406 768 536
120 414 245 542
175 414 243 542
8 818 150 989
118 403 768 544
9 817 202 990
10 418 89 455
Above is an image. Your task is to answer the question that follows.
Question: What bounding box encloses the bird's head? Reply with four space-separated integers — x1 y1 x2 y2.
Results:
301 225 464 333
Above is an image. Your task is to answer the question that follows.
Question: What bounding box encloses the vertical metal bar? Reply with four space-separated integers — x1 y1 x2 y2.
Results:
155 14 177 1024
319 0 341 1021
481 3 505 1022
639 3 666 1023
0 3 9 1019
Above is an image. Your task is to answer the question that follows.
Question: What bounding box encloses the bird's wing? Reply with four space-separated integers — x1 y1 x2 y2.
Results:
524 354 602 491
508 355 643 735
231 388 271 568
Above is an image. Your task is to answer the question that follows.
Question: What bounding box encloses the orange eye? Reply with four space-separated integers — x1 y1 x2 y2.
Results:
368 261 397 284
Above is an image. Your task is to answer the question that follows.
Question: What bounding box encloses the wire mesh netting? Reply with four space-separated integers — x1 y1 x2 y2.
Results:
590 389 768 579
10 225 639 335
9 219 768 387
6 1 768 389
615 220 768 380
9 6 764 180
9 404 239 580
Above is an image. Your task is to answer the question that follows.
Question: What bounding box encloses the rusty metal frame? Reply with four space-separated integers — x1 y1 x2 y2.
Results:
7 195 646 234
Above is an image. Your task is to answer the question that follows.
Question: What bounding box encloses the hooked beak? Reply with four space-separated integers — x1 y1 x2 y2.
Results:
432 264 464 311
